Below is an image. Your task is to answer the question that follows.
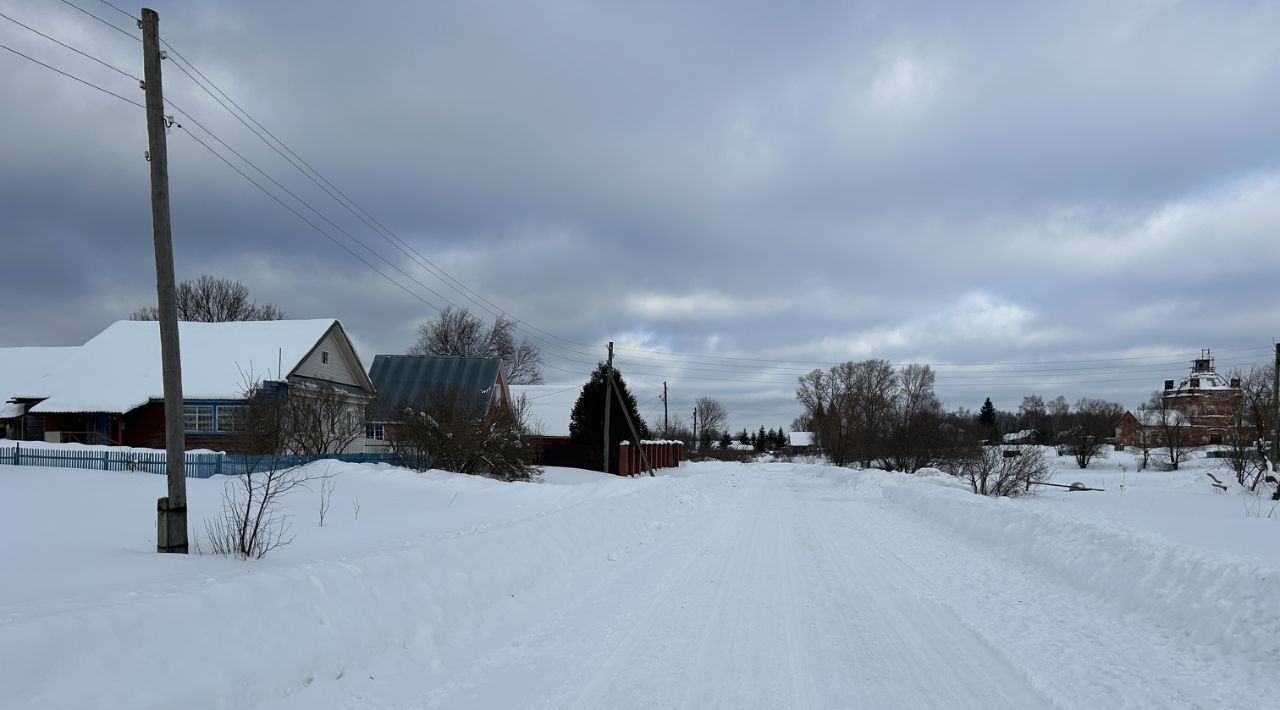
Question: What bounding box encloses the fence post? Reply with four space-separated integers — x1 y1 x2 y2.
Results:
102 451 109 471
216 454 222 477
13 441 19 466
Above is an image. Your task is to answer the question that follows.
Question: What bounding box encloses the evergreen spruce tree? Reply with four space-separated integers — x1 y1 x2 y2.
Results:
568 363 650 455
978 397 998 441
719 430 732 448
738 429 750 445
756 425 768 452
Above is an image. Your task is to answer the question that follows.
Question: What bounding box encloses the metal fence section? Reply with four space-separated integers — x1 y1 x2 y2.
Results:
0 444 412 478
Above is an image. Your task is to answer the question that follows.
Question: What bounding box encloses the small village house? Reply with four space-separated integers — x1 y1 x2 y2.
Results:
1 319 374 452
364 355 510 451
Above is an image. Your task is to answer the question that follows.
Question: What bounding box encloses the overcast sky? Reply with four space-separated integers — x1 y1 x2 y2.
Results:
2 0 1278 432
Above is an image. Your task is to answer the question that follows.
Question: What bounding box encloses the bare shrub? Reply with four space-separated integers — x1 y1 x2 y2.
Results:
318 476 335 527
203 380 320 559
204 465 313 559
386 388 540 482
956 445 1050 497
284 382 366 456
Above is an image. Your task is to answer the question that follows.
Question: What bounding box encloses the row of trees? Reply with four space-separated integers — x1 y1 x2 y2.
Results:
796 360 965 470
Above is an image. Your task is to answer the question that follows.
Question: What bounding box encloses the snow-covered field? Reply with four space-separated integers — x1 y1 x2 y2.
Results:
2 449 1278 709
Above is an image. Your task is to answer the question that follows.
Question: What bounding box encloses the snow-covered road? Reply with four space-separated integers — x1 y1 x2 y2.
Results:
263 464 1271 710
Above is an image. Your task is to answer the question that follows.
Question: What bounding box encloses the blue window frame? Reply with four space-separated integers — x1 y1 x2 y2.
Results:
183 401 244 434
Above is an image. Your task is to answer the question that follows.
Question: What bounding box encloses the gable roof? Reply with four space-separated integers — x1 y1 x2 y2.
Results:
30 319 354 414
0 346 77 401
788 431 814 447
368 355 503 420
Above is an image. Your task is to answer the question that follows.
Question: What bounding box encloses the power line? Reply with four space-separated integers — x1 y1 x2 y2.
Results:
55 0 139 43
94 0 137 23
0 10 136 80
0 39 143 108
154 37 607 364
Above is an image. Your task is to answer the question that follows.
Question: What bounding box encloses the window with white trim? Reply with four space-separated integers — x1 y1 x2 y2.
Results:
183 405 214 432
366 422 384 441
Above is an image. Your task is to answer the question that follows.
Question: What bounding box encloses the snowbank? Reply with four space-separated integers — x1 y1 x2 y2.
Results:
843 468 1280 670
0 463 702 709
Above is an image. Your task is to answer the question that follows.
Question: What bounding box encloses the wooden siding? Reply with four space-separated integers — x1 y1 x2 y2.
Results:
292 327 362 387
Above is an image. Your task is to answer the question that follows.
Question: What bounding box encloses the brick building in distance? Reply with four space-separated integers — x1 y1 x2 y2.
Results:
1117 349 1241 448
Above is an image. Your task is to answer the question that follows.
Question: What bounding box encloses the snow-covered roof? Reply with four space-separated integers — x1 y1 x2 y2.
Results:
1002 429 1037 443
30 319 342 414
788 431 814 447
1171 369 1234 392
0 346 77 401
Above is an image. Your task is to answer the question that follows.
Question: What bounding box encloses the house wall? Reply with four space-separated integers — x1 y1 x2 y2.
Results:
1164 387 1240 445
292 328 363 388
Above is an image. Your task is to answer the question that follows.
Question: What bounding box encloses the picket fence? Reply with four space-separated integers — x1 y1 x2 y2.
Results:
0 444 411 478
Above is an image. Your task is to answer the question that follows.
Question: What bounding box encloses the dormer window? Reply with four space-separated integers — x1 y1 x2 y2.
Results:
1189 377 1200 389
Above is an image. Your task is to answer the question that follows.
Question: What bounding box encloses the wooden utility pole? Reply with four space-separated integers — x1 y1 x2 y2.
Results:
662 381 668 436
610 370 653 476
692 406 697 451
141 8 188 553
1272 343 1279 467
602 341 613 473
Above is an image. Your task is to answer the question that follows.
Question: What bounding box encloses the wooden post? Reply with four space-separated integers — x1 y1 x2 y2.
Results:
602 341 613 473
662 381 668 437
609 370 654 476
141 8 188 553
1272 343 1279 468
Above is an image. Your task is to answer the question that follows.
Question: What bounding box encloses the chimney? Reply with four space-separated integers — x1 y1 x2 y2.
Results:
1164 379 1174 391
1231 376 1241 388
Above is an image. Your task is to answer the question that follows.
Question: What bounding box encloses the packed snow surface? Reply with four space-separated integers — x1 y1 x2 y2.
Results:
2 450 1278 709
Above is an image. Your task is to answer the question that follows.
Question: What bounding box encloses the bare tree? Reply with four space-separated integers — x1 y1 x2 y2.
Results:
796 359 900 468
1018 394 1046 432
408 306 543 384
131 275 286 322
1061 398 1123 469
1046 395 1070 444
884 364 942 472
956 444 1050 497
693 397 729 444
283 383 367 456
1223 367 1275 491
1143 390 1198 470
385 387 540 481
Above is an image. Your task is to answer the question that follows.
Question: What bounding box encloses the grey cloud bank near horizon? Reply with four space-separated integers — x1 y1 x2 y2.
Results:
1 0 1278 432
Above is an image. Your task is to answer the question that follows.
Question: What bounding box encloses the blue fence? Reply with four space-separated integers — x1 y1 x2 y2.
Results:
0 445 412 478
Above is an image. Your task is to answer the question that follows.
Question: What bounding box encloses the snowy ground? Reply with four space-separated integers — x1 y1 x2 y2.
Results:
2 451 1278 709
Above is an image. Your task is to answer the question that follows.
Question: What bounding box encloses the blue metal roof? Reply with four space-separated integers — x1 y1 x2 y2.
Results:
368 355 503 420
